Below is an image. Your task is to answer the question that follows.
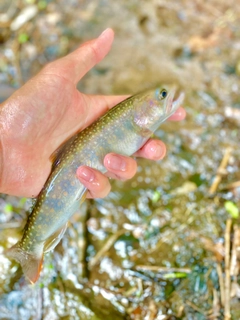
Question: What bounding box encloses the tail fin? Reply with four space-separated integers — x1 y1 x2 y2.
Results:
6 244 43 284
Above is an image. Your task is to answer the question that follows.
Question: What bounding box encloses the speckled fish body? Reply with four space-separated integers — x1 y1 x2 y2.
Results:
7 87 184 283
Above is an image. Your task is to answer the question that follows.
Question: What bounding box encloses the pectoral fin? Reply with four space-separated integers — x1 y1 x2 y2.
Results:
43 222 68 253
50 135 76 168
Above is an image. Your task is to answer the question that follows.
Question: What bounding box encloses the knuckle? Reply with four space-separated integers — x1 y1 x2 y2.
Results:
128 161 137 178
101 180 111 198
94 184 111 199
87 44 99 63
91 176 111 199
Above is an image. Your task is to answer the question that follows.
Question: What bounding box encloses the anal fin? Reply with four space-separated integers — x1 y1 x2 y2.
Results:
43 222 68 253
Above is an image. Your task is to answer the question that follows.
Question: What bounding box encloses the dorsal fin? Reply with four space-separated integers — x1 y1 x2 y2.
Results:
50 135 76 168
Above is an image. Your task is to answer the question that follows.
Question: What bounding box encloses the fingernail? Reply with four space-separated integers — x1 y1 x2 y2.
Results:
105 155 126 171
78 167 95 182
150 142 165 159
99 28 111 38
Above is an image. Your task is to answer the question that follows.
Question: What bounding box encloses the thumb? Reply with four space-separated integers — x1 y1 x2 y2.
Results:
41 28 114 85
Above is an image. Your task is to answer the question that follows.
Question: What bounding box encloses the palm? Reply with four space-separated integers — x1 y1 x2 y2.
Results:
21 73 92 155
1 70 121 197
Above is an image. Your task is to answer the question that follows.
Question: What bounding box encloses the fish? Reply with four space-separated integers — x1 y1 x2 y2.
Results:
6 86 184 283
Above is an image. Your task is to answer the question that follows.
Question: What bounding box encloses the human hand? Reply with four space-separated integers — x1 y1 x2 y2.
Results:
0 28 185 198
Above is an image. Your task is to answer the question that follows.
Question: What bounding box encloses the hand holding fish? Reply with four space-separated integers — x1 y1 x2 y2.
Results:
0 28 185 199
1 28 186 283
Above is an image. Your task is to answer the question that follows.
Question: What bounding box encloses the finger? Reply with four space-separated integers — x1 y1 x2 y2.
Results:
104 153 137 180
134 139 166 160
42 28 114 84
77 166 111 199
168 106 186 121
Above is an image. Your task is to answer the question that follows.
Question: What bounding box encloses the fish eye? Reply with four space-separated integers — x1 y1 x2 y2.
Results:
155 88 168 101
159 89 167 100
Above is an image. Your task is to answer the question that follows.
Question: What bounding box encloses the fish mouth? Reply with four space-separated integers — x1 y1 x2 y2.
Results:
164 87 185 117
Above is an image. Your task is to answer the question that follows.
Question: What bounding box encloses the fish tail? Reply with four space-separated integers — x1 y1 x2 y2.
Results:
6 243 43 284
